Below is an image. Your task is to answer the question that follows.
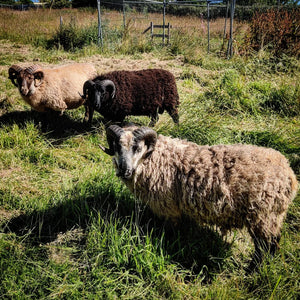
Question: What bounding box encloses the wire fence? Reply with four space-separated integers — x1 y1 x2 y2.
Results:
96 0 235 57
1 1 296 58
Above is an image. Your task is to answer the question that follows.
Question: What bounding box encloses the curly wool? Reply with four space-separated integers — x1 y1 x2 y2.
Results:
16 63 97 112
127 135 298 242
93 69 179 122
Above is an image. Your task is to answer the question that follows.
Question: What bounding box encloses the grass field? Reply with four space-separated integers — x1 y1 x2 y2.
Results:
0 7 299 299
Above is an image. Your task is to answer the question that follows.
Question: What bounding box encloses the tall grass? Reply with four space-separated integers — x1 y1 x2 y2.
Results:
0 7 299 300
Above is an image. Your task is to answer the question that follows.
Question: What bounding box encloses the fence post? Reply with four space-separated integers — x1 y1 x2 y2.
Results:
151 22 153 40
97 0 103 47
163 0 166 45
223 0 229 41
60 16 63 31
123 0 126 29
227 0 236 58
207 0 210 53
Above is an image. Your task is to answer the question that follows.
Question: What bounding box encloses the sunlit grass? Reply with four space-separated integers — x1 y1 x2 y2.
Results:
0 7 299 299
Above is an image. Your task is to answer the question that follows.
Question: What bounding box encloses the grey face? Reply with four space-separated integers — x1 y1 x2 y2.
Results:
113 131 149 179
100 126 158 180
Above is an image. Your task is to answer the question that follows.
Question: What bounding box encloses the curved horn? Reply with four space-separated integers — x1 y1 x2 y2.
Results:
8 65 23 87
82 80 95 99
24 64 43 74
133 127 157 158
25 65 44 87
133 126 157 158
99 125 124 156
100 79 116 99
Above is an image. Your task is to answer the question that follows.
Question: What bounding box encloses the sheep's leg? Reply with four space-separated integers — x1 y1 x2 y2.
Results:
149 113 159 127
270 234 281 256
246 234 280 274
83 104 89 123
84 105 94 125
245 237 265 273
168 108 179 124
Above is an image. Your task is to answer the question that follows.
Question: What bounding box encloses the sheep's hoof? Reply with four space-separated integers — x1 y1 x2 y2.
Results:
244 255 263 274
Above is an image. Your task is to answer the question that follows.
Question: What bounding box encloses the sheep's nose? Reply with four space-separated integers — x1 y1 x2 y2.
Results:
124 169 133 178
20 87 28 96
119 168 133 179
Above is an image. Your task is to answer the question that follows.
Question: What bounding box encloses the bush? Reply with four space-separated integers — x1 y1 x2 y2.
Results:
47 19 98 51
244 8 300 57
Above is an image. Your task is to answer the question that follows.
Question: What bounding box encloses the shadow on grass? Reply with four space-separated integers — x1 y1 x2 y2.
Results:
0 110 231 279
0 110 104 144
1 180 231 281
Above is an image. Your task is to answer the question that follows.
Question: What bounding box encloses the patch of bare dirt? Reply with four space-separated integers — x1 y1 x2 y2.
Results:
0 40 186 78
83 53 186 78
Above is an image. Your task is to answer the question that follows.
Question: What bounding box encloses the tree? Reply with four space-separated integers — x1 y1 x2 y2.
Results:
1 0 15 4
72 0 96 8
18 0 33 4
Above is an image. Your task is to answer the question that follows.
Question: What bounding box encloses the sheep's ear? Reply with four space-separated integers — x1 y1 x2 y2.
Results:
8 65 23 87
33 71 44 87
134 127 157 158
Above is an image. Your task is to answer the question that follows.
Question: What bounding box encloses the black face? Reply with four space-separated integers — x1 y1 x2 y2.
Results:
93 82 107 111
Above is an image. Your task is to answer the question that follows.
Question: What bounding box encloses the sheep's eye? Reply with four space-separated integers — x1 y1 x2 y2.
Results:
133 145 142 153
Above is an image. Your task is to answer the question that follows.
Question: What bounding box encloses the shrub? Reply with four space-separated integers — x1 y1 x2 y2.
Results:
244 8 300 57
47 19 98 51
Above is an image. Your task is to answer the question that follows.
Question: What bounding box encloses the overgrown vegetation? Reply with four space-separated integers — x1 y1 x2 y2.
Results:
244 9 300 57
0 7 299 300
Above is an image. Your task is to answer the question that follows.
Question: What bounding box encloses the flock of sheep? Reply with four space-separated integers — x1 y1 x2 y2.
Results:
8 62 298 271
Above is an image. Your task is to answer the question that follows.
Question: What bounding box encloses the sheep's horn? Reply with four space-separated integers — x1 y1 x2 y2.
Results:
25 65 44 87
133 126 157 157
100 79 116 99
99 144 112 155
100 125 125 156
25 64 43 74
82 80 95 99
8 65 23 87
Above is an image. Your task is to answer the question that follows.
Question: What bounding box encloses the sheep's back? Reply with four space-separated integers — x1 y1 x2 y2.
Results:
44 63 97 109
132 136 298 228
95 69 178 117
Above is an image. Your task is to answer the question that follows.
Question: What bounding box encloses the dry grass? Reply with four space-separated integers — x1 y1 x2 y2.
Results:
0 8 299 300
0 8 248 46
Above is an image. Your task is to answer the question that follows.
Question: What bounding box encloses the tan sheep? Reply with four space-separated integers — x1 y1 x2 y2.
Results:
100 125 298 270
8 63 97 122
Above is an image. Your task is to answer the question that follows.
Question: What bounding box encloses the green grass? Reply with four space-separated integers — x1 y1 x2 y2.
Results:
0 8 300 299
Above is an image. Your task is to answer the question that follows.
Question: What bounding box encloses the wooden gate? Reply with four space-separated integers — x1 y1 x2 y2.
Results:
143 22 172 44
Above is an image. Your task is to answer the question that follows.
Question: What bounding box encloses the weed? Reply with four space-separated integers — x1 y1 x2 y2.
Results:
244 9 300 57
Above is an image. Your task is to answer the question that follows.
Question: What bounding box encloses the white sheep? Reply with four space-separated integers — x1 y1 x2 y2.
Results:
8 63 97 122
100 125 298 269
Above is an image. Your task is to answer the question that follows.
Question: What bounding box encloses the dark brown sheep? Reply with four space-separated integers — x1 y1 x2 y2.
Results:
82 69 179 125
